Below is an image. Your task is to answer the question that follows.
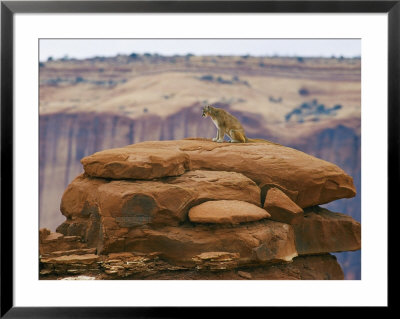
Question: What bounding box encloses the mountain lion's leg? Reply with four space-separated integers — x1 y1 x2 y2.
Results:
216 127 225 143
229 129 246 143
228 129 239 143
212 129 218 142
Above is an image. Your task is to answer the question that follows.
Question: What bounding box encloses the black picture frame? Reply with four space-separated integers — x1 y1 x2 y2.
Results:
1 0 395 317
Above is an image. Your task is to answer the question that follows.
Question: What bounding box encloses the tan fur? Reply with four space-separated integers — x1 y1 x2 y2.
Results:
202 105 248 143
246 137 282 146
202 105 281 145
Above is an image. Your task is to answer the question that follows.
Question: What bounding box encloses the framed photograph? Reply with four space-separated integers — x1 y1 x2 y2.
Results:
1 0 394 316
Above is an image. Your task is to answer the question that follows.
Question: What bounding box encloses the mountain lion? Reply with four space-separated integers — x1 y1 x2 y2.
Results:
201 105 280 145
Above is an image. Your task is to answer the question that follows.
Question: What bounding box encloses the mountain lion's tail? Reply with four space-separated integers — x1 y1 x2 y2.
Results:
246 138 282 146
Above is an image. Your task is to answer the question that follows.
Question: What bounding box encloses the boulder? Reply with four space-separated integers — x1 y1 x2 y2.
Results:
294 206 361 255
81 147 191 180
189 200 271 224
264 187 304 224
91 138 356 208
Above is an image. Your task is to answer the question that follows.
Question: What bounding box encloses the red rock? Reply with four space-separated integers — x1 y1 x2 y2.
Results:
60 174 106 219
60 170 260 226
98 254 343 280
264 187 304 224
117 138 356 208
42 248 97 258
77 138 356 209
42 232 64 242
192 252 240 270
39 228 51 243
121 219 297 266
189 200 270 224
37 231 344 280
41 254 99 265
294 206 361 255
236 254 344 280
40 230 87 255
50 138 360 280
107 252 136 259
237 271 252 279
39 228 52 255
81 147 191 180
180 139 356 208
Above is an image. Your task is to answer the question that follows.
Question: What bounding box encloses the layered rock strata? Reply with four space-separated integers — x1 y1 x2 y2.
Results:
40 138 360 280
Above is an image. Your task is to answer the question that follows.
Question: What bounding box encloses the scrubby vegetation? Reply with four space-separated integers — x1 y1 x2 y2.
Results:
285 99 342 123
198 74 250 86
44 77 127 87
298 88 310 96
269 96 282 103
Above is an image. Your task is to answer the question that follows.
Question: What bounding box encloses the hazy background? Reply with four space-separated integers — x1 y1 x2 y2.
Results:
39 39 361 279
40 39 361 61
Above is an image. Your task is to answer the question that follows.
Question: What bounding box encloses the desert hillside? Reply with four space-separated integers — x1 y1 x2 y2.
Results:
39 53 361 279
40 54 360 142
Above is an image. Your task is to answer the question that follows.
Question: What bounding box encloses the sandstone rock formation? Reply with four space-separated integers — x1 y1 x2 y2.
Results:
81 138 356 208
40 138 360 280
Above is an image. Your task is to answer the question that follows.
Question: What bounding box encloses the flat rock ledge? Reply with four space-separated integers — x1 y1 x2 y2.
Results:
39 231 343 280
81 138 356 208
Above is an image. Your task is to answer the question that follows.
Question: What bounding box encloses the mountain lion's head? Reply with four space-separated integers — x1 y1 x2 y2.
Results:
202 105 213 117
